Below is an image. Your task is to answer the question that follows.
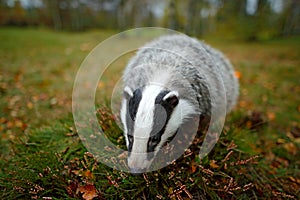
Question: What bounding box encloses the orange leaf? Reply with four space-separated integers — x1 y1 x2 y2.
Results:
234 71 241 79
0 117 6 124
239 100 247 108
267 112 276 121
84 170 94 180
6 121 14 128
209 160 219 169
15 120 23 128
27 102 34 109
78 185 97 200
190 164 197 174
97 81 104 89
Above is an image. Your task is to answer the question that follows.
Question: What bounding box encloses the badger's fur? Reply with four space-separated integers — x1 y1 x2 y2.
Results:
120 34 239 174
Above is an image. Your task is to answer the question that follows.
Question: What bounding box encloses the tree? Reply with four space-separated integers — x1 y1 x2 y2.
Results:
241 0 272 41
216 0 247 39
0 0 8 25
12 0 26 26
281 0 300 36
117 0 126 31
43 0 62 30
168 0 177 29
185 0 201 36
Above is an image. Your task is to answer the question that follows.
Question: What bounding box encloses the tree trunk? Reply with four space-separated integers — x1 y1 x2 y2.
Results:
168 0 177 30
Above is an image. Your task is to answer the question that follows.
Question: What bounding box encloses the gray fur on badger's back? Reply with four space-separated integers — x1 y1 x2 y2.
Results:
123 34 239 116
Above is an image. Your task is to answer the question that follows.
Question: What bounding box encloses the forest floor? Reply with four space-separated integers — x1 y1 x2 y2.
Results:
0 28 299 199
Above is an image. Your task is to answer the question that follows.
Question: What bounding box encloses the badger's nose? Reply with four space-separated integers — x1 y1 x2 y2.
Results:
130 167 146 175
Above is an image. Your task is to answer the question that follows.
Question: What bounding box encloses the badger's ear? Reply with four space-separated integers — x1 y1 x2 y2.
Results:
163 91 179 108
123 86 133 99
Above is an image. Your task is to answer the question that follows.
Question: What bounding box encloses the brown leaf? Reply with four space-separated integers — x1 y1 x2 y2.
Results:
0 117 7 124
283 142 297 155
190 162 197 174
27 102 34 109
267 112 276 121
84 170 94 180
15 120 23 128
97 81 104 89
239 100 247 108
290 126 300 138
209 160 219 169
78 185 98 200
276 138 285 144
272 157 289 169
240 111 265 130
6 121 14 128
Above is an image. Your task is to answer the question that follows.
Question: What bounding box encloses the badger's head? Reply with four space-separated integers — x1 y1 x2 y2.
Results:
120 84 195 174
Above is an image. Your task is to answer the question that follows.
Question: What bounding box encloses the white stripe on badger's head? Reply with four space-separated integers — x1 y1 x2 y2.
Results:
120 84 196 174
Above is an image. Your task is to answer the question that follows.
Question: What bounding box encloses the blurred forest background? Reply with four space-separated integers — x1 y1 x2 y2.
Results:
0 0 299 40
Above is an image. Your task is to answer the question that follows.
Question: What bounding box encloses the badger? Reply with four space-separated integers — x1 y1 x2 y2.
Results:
120 34 239 174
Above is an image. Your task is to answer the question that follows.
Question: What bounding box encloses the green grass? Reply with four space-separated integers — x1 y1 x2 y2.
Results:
0 28 299 199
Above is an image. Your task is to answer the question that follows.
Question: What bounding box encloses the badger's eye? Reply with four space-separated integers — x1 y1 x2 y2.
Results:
147 136 160 152
149 136 159 146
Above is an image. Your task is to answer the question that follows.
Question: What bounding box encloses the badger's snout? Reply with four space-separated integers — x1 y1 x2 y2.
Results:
127 151 153 174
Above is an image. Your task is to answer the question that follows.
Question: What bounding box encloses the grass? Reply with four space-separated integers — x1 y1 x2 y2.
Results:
0 27 299 199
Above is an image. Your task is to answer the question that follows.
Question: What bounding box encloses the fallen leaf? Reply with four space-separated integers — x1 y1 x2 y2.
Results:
241 111 265 130
276 138 285 144
265 151 275 162
209 160 219 169
0 117 6 124
190 162 197 174
290 126 300 138
234 71 241 79
267 112 276 121
32 95 39 102
27 102 34 109
14 73 22 82
289 176 296 182
98 81 104 89
78 185 97 200
283 142 297 155
84 170 94 180
15 120 27 130
239 100 247 108
6 121 14 128
275 157 289 168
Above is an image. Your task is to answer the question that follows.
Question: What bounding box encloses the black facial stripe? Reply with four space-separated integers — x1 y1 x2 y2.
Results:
127 134 133 154
126 109 134 154
128 88 142 121
126 88 142 153
147 90 178 160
